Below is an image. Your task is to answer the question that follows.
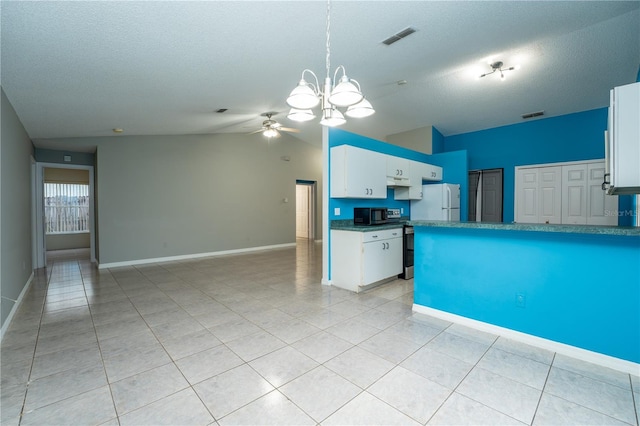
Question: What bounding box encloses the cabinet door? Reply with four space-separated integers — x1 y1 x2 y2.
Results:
330 146 386 198
562 165 587 224
363 237 402 285
611 82 640 190
516 168 539 223
538 166 562 224
587 162 618 225
387 156 410 179
423 163 443 181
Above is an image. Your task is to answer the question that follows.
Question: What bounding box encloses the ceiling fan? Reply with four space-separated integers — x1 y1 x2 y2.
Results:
249 112 300 138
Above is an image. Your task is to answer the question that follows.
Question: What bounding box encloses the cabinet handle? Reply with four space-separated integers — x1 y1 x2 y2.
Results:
371 235 378 238
431 171 437 178
602 173 610 191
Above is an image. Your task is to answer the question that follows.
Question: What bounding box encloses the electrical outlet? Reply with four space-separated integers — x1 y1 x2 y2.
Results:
334 208 340 216
515 293 526 308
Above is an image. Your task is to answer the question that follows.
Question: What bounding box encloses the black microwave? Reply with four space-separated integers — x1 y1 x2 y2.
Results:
354 207 388 226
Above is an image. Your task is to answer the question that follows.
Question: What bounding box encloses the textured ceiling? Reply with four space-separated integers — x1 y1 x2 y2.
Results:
1 1 639 151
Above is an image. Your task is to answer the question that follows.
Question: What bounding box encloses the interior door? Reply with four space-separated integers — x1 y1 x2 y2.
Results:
469 169 503 223
481 169 503 222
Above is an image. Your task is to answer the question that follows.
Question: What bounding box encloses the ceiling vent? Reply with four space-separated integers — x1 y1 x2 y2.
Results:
522 111 544 119
382 27 417 46
216 108 228 113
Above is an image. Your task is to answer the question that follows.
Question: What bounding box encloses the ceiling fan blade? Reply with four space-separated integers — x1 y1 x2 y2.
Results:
278 127 300 133
248 128 265 135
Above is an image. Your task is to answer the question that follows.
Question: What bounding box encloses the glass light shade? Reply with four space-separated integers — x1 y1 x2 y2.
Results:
319 108 346 127
345 98 375 118
328 76 363 107
263 128 279 138
287 108 316 122
286 80 320 109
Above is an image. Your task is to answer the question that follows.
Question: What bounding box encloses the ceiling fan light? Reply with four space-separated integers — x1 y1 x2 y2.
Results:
328 78 363 107
319 108 346 127
287 108 316 122
345 98 375 118
286 80 320 109
263 128 279 138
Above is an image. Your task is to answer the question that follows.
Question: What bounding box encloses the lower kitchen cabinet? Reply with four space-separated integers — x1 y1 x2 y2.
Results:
331 228 403 292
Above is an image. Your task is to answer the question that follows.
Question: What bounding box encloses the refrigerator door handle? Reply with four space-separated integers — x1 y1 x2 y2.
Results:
445 185 452 209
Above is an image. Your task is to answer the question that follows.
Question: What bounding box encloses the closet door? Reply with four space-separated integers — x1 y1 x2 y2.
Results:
562 164 588 224
538 166 562 224
516 168 539 223
587 162 618 225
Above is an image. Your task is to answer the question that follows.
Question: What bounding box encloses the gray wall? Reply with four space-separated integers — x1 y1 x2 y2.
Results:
1 88 34 329
94 133 322 265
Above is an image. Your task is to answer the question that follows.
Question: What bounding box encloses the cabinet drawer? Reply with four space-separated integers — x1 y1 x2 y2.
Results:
362 228 402 243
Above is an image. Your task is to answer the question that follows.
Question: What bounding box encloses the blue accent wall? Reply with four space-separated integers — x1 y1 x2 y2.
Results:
414 226 640 363
443 108 634 225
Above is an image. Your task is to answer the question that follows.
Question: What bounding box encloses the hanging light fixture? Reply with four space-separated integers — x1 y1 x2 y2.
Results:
286 0 374 126
479 61 519 81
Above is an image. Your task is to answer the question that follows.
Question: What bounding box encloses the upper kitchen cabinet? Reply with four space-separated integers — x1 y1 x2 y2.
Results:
331 145 387 199
605 82 640 195
395 160 443 200
386 155 411 187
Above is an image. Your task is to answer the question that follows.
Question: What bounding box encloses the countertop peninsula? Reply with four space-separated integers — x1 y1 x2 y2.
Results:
408 220 640 237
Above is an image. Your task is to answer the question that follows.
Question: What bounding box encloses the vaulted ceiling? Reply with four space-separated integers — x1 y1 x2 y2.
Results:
1 1 639 151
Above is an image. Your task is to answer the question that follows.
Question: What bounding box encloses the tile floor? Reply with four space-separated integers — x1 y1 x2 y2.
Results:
1 242 639 425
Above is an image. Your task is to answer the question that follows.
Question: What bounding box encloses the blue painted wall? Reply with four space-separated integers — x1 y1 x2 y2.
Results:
414 226 640 363
328 128 468 221
443 108 634 225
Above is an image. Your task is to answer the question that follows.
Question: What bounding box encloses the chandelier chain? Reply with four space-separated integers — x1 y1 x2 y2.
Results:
325 0 331 79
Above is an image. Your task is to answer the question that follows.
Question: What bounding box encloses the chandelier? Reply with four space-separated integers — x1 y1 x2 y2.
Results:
286 0 374 126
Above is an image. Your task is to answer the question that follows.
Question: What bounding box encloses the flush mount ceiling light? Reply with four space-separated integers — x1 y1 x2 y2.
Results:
286 0 374 126
479 61 519 81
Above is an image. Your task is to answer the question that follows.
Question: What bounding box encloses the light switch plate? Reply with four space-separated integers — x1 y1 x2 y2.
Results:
334 208 340 216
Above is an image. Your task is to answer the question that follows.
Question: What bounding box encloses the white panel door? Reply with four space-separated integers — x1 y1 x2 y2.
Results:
587 162 618 225
562 164 587 224
538 166 562 224
516 168 539 223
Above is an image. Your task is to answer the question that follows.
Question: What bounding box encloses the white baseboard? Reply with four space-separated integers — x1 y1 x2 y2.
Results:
1 272 35 341
97 242 297 269
413 304 640 376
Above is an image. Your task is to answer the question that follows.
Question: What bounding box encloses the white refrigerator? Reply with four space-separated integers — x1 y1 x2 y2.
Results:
410 183 460 221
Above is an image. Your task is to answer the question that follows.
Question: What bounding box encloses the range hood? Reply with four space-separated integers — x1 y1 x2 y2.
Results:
386 176 412 187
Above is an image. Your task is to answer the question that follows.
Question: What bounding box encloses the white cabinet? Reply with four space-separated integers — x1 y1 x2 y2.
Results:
331 228 403 292
606 82 640 195
331 145 387 199
516 160 618 225
386 156 410 181
394 160 443 200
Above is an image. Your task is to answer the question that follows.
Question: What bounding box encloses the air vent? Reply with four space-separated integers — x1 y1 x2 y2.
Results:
522 111 544 119
382 27 417 46
216 108 228 113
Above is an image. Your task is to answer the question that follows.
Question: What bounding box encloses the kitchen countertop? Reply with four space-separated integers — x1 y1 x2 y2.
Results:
331 219 407 232
408 220 640 237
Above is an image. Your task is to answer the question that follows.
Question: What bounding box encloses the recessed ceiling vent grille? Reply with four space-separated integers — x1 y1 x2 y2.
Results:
522 111 544 119
382 27 416 46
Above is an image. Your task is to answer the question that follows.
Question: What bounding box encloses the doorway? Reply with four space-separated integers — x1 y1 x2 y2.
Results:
469 168 503 223
296 180 316 240
33 162 96 268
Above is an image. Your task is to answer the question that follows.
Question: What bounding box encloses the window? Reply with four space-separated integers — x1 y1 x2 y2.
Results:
44 183 89 234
